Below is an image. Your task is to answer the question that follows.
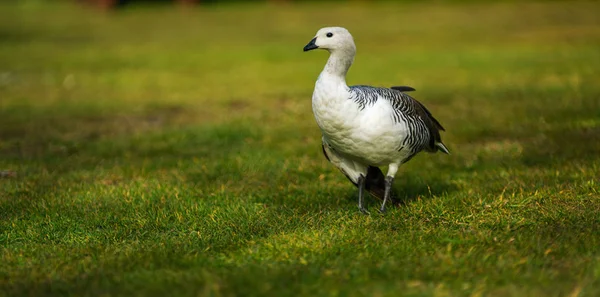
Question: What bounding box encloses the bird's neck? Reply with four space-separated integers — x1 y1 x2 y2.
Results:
320 49 355 84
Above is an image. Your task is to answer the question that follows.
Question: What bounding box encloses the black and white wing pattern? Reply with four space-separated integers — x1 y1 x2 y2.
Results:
349 85 449 156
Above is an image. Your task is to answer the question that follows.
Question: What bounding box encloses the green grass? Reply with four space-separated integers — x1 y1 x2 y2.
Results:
1 1 600 296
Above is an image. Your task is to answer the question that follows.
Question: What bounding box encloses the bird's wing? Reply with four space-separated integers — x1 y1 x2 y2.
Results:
350 85 448 154
390 90 449 154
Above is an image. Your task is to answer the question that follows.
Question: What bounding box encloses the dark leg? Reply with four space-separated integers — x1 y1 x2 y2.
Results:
379 176 394 213
357 175 368 214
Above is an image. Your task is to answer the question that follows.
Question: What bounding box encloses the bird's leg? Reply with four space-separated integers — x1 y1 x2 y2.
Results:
380 176 394 213
357 175 368 214
380 164 399 213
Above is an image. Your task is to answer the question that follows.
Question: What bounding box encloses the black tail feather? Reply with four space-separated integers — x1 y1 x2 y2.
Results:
391 86 416 92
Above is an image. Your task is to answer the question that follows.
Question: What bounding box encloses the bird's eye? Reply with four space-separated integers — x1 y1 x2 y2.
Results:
326 32 333 38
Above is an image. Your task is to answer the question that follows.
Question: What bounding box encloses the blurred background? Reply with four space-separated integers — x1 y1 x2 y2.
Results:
3 0 598 169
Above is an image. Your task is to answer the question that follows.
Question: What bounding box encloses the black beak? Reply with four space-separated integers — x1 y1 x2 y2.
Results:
303 37 318 52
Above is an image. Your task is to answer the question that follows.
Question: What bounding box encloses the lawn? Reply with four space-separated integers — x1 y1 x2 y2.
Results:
1 0 599 296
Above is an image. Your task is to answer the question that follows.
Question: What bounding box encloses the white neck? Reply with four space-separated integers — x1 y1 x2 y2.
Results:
319 49 355 85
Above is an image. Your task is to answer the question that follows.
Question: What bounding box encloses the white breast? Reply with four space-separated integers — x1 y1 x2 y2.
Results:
312 79 411 166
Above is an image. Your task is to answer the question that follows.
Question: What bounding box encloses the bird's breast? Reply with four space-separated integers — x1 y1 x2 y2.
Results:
312 89 411 165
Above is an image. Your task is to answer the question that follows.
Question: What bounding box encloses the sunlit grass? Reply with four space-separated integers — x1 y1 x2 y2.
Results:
1 1 599 296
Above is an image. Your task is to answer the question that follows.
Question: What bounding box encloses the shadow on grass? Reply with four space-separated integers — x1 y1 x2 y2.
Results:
392 174 457 206
0 104 197 161
0 25 92 46
267 173 458 215
520 125 600 167
0 106 263 221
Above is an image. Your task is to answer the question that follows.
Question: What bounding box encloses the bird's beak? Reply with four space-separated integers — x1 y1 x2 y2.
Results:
303 37 318 52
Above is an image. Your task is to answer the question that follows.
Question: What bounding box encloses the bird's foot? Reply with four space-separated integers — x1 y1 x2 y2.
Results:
359 207 370 215
378 206 387 214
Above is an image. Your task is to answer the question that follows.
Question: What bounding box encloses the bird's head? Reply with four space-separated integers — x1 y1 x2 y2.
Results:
303 27 356 54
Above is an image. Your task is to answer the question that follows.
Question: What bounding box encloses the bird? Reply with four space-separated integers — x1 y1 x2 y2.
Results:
303 27 449 213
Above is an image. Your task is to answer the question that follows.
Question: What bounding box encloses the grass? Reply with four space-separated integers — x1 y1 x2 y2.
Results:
1 0 600 296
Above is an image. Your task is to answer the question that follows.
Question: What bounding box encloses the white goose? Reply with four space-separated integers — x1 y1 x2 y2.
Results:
303 27 449 213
